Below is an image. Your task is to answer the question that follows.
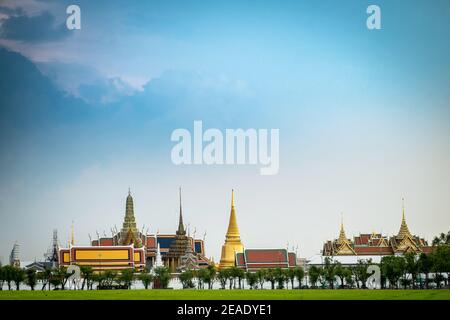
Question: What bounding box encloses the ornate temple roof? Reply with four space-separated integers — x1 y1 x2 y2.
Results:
397 198 412 239
235 248 297 271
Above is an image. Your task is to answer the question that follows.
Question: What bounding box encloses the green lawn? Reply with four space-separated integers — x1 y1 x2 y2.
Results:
0 289 449 300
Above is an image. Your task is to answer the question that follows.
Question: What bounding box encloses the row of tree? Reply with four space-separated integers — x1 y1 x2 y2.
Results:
1 232 448 291
308 246 450 289
179 265 305 290
0 265 172 291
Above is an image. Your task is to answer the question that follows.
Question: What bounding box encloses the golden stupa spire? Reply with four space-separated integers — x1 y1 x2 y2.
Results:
397 197 412 239
225 189 240 238
219 189 244 269
338 213 348 245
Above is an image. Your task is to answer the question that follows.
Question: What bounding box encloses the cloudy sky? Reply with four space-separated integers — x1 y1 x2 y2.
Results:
0 0 449 263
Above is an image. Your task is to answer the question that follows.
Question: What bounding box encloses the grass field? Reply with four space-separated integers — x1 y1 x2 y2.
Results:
0 289 449 300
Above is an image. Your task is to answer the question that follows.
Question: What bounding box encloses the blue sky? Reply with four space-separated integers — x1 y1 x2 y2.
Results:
0 0 449 262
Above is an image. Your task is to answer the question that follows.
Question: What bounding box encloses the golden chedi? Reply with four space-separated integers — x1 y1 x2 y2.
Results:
219 189 244 269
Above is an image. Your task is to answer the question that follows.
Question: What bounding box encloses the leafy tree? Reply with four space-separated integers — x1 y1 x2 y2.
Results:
334 262 347 288
274 267 285 289
264 268 276 289
381 256 405 289
12 267 25 290
196 268 209 289
139 272 154 289
25 269 37 290
80 266 94 290
293 267 305 289
205 264 216 289
352 259 372 289
119 268 135 289
245 271 258 289
344 269 354 288
103 270 117 288
40 268 52 291
308 266 321 288
404 253 419 289
217 268 229 289
255 269 266 289
228 267 238 289
3 265 15 290
323 257 336 289
286 268 296 289
54 266 70 290
179 269 195 289
236 268 245 289
0 265 4 290
431 245 450 289
432 231 450 246
418 253 432 289
154 266 171 289
91 272 105 289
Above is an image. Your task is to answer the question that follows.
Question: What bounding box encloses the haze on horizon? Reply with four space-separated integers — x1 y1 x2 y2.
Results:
0 0 449 264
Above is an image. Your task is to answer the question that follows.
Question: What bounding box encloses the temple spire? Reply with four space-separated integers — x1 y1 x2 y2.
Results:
397 197 412 239
219 189 244 269
119 189 142 247
231 189 235 208
177 187 186 236
226 189 240 238
70 221 75 246
338 213 348 245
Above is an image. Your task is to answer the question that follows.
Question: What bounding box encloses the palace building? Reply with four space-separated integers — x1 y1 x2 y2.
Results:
218 190 297 271
59 188 211 272
322 200 433 257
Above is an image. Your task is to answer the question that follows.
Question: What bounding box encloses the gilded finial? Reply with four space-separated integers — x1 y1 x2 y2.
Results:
231 189 235 207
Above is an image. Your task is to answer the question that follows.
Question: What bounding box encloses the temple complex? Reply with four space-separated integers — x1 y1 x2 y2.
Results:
218 190 298 271
59 188 211 272
219 190 244 269
322 199 433 256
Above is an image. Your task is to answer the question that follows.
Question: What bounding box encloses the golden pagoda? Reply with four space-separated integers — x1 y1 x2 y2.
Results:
219 189 244 269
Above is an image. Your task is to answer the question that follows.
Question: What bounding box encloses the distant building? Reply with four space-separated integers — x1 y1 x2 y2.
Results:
235 249 297 271
322 200 433 257
9 241 20 267
59 189 211 272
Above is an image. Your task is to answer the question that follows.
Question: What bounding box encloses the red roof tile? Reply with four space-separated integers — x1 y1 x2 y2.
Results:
245 249 288 263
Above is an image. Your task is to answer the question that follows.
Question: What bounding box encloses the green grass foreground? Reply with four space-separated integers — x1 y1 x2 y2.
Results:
0 289 449 300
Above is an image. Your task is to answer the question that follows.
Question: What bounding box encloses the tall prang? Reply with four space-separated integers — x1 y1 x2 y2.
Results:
118 189 143 247
219 189 244 269
166 187 190 272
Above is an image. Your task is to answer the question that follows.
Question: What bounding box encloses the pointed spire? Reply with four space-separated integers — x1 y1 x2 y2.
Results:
125 189 134 217
70 221 75 246
397 197 412 239
219 189 244 269
226 189 241 238
231 189 235 208
338 213 348 245
177 187 186 236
